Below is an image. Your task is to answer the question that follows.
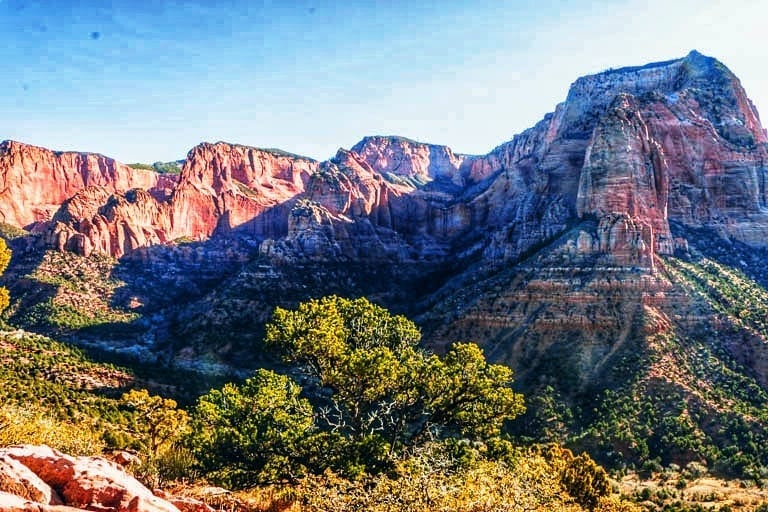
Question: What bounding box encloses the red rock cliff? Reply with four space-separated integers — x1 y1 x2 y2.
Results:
0 140 175 229
6 50 768 264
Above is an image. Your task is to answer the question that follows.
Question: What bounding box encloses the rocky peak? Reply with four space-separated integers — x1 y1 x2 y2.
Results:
350 135 470 188
168 141 319 240
556 50 766 146
550 50 768 257
306 148 394 218
178 141 317 196
0 140 176 229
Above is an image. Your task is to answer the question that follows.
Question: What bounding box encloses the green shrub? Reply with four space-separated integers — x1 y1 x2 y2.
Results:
189 369 314 488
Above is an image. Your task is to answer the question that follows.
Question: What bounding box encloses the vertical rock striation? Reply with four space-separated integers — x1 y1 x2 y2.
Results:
1 50 766 269
0 140 175 229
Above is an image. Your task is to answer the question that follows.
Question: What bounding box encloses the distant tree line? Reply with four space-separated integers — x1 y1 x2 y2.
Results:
127 161 181 174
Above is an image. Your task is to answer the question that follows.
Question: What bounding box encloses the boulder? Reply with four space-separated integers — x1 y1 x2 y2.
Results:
0 453 63 505
0 445 181 512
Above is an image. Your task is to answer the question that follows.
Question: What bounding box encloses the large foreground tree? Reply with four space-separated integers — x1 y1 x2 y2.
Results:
265 296 525 455
190 296 524 486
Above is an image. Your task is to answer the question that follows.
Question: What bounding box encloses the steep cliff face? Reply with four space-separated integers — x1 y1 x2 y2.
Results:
49 187 172 258
420 49 768 368
564 50 768 257
411 52 768 471
576 94 670 261
5 50 768 266
469 113 581 263
638 89 768 244
45 143 322 257
0 140 175 229
168 142 318 240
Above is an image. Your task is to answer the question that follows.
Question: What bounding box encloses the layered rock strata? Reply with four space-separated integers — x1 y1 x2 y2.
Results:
0 50 765 275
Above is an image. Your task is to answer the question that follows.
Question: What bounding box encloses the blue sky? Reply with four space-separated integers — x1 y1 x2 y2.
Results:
1 0 766 163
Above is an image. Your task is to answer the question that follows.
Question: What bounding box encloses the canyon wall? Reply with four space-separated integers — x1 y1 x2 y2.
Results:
1 50 766 266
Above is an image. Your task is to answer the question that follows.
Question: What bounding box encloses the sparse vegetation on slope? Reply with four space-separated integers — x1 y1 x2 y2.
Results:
128 160 183 174
3 226 768 509
544 254 768 483
0 402 105 456
0 330 133 451
5 287 768 510
0 223 27 241
4 250 140 336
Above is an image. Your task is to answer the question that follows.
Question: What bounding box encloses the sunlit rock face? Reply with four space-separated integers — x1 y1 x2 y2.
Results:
569 50 768 254
3 50 768 267
0 140 175 229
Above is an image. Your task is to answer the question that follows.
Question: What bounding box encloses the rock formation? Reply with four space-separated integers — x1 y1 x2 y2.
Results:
0 51 761 266
350 135 476 187
168 142 317 240
0 141 175 230
0 445 212 512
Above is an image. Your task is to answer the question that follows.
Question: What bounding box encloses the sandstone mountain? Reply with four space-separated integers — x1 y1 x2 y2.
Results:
1 51 763 266
3 50 768 473
0 140 177 231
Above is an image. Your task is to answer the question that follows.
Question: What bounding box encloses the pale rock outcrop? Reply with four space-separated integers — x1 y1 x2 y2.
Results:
0 445 181 512
0 453 63 505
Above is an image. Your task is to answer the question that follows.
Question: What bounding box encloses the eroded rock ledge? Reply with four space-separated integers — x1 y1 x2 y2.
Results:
0 445 212 512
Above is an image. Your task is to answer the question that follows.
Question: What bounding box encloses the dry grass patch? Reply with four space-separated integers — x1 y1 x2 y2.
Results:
620 471 768 511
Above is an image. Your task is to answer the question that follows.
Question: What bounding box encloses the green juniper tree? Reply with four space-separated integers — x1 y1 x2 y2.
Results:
190 296 525 487
190 369 314 487
265 296 525 457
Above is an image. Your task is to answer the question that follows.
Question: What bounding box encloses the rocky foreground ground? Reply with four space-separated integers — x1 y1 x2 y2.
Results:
0 445 212 512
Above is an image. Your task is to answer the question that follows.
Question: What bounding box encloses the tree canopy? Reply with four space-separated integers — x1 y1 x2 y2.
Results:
265 296 525 455
187 296 525 487
190 369 314 487
120 388 189 459
0 238 11 313
188 296 525 487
